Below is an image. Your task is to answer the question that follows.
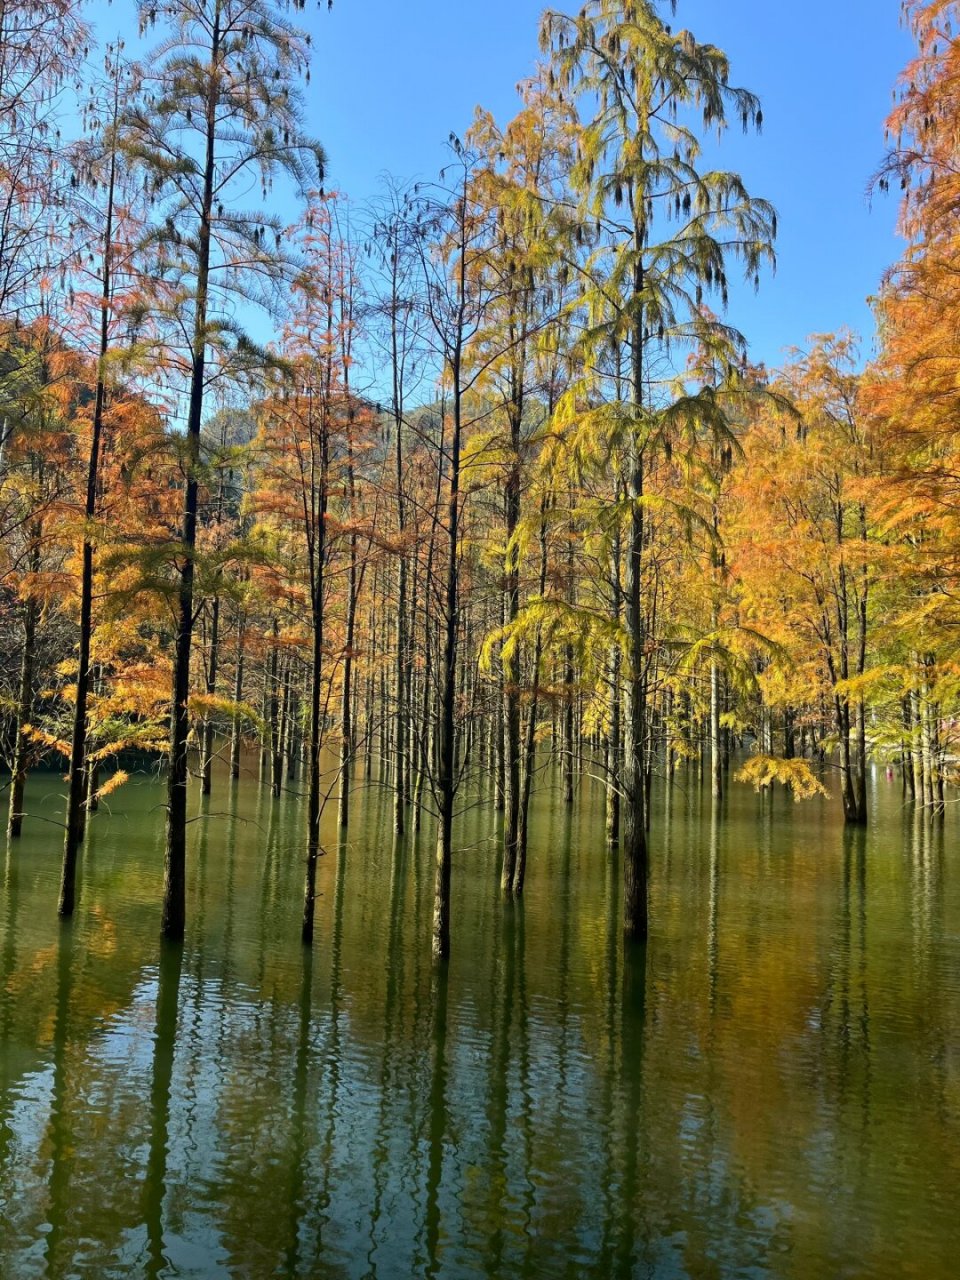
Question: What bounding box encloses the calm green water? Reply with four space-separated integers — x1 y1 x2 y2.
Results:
0 765 958 1278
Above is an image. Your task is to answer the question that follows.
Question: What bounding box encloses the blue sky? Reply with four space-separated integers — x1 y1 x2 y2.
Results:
308 0 914 369
86 0 914 371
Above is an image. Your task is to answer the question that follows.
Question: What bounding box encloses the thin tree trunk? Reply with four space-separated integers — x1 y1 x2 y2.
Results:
606 509 622 845
710 647 723 803
162 7 222 941
338 516 358 829
623 255 649 940
513 508 549 896
274 657 291 798
563 643 575 806
287 682 300 782
229 613 245 781
413 417 444 833
268 622 281 798
500 352 523 892
433 384 461 964
85 748 99 817
302 400 328 947
7 570 38 841
854 699 867 821
61 72 119 912
200 592 220 797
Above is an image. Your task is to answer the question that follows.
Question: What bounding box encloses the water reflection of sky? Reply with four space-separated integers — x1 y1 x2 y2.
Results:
0 766 958 1277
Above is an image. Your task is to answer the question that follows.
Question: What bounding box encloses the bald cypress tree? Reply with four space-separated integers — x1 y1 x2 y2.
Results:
0 0 88 318
59 46 143 918
541 0 775 939
126 0 325 940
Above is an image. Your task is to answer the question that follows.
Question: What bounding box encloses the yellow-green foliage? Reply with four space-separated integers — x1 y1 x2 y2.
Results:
735 755 829 802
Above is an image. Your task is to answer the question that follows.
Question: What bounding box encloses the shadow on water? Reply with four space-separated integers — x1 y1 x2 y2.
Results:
143 940 183 1280
284 943 312 1278
423 963 448 1280
615 938 649 1280
484 896 518 1276
364 829 409 1278
311 828 348 1272
44 920 76 1280
708 797 721 1018
0 842 19 1177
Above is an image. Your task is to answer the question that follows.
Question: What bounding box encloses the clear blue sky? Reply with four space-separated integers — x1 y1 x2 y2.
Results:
87 0 913 371
309 0 914 369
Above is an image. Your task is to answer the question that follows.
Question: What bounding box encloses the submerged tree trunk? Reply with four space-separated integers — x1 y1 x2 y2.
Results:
162 9 222 941
710 648 723 804
85 747 100 817
501 390 522 894
268 623 282 799
854 698 867 820
835 695 866 826
623 258 649 941
433 379 462 963
513 507 549 896
229 613 245 781
7 565 39 842
302 595 325 945
413 418 445 835
337 558 357 829
200 592 221 797
606 503 623 847
302 400 329 948
61 89 119 914
338 429 358 831
563 642 575 806
393 554 408 834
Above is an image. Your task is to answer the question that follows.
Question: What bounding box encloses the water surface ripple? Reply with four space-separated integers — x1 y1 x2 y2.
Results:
0 768 958 1277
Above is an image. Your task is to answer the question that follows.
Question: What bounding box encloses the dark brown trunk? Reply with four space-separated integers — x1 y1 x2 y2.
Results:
623 255 648 940
302 397 328 947
229 613 245 781
200 592 220 797
501 379 522 893
61 71 120 912
433 374 461 963
162 7 222 941
513 507 548 896
7 577 38 841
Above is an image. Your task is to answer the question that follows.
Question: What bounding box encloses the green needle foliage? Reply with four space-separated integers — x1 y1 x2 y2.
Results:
533 0 777 938
123 0 326 940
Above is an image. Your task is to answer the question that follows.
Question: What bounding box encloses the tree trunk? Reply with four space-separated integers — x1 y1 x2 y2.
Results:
302 396 329 947
337 524 358 829
563 643 575 805
200 593 220 797
433 394 461 963
162 8 222 941
276 659 292 797
62 86 119 912
229 614 245 781
413 428 444 833
513 508 548 896
606 507 622 846
854 698 867 821
268 623 282 798
85 749 99 817
500 363 523 892
623 256 649 940
7 582 38 841
710 645 723 803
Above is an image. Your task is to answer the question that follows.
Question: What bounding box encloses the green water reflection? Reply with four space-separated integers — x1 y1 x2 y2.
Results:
0 768 958 1277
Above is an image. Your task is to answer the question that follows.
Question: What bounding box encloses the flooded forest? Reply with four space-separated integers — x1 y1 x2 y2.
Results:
1 0 959 1276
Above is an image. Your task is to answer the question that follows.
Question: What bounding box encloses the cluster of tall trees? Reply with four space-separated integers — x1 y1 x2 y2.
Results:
2 0 959 959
